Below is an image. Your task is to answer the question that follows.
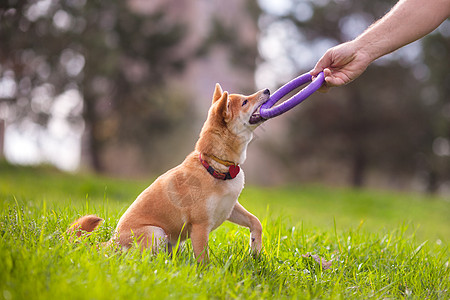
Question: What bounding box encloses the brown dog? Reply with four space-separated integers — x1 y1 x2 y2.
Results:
68 84 270 262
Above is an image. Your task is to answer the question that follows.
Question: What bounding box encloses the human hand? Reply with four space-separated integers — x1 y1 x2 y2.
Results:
310 40 372 92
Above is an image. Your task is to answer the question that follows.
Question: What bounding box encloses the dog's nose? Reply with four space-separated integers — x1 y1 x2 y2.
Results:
263 89 270 95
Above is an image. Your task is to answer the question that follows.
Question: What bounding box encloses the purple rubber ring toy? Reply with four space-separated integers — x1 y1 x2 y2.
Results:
260 71 325 120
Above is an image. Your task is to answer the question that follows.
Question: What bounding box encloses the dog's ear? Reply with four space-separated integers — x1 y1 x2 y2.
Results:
215 91 231 122
212 83 223 104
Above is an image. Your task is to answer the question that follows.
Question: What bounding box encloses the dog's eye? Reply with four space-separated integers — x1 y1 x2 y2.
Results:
242 100 248 106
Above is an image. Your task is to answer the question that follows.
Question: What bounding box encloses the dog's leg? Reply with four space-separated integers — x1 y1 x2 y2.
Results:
135 226 168 253
190 224 209 263
227 202 262 256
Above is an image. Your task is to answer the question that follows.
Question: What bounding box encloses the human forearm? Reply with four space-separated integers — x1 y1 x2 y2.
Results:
310 0 450 89
355 0 450 62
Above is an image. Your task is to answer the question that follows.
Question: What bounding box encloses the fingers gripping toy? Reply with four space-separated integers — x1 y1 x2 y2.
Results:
258 71 325 120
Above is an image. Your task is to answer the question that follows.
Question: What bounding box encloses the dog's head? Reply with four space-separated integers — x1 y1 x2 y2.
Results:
196 84 270 161
208 83 270 134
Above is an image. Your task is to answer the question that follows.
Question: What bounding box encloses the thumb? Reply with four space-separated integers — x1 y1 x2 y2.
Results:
309 64 323 77
310 53 332 76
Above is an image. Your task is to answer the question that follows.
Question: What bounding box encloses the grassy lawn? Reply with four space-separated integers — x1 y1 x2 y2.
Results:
0 162 449 299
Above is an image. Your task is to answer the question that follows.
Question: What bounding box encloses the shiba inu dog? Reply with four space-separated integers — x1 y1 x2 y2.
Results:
68 84 270 263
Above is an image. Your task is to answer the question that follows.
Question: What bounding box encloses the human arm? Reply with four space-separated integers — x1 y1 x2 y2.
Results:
310 0 450 89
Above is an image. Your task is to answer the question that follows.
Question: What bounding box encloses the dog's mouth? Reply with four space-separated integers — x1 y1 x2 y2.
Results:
248 89 270 125
249 105 265 125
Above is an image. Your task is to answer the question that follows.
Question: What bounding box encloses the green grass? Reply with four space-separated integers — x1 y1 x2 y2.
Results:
0 161 449 299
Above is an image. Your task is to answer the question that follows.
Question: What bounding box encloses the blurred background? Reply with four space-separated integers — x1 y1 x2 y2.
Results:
0 0 449 194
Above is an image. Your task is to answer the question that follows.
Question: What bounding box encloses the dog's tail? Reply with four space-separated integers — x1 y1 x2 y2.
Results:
67 215 104 238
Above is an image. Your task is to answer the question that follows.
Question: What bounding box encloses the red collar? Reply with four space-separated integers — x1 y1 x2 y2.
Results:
199 153 240 180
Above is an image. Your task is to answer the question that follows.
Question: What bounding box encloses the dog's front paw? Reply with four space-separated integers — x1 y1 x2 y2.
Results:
250 234 262 257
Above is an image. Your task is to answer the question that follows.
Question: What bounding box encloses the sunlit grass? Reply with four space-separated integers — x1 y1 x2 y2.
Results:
0 162 449 299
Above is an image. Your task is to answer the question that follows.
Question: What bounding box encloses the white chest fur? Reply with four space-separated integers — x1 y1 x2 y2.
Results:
206 173 244 231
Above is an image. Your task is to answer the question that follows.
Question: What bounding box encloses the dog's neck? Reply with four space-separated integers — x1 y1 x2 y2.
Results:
195 127 253 172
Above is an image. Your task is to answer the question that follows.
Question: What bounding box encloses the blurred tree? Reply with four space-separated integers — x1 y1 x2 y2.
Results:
258 0 448 190
0 0 194 172
420 31 450 193
287 64 430 187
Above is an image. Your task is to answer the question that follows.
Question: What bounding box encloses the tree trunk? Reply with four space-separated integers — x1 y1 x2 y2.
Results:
83 96 103 173
348 91 366 188
426 170 438 194
0 119 4 158
351 145 366 187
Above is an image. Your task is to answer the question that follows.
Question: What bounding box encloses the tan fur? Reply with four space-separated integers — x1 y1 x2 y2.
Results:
69 84 269 263
67 215 104 237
